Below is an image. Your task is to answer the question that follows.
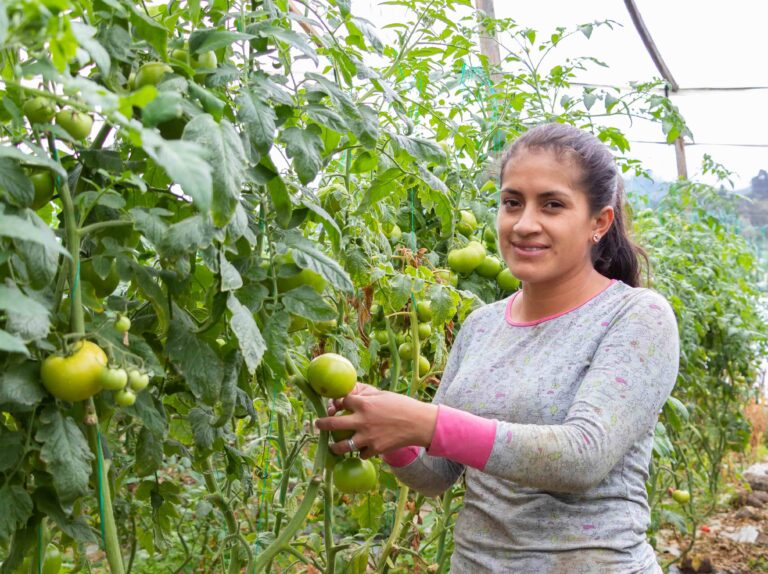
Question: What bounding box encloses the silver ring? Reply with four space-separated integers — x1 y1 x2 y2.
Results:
347 438 358 452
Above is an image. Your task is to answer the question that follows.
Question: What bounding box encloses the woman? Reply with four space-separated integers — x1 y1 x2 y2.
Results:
316 123 680 573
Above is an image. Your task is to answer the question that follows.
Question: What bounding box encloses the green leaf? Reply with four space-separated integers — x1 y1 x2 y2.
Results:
283 232 354 292
33 488 97 543
129 5 168 56
347 103 379 149
251 24 318 65
357 168 403 213
427 283 457 325
158 214 215 260
0 213 70 258
351 17 383 54
267 173 293 228
188 407 217 453
263 310 291 376
189 29 255 53
281 125 324 185
167 312 224 404
350 492 383 531
71 22 111 74
391 134 446 164
281 285 337 321
0 158 33 206
0 362 46 408
0 428 23 472
0 145 67 177
301 197 341 252
130 263 170 335
35 407 94 504
0 484 33 542
237 91 277 156
182 115 247 226
338 541 372 574
130 392 167 438
0 284 49 316
305 104 348 133
139 129 213 215
0 329 29 356
227 294 266 375
249 72 294 106
135 427 163 477
220 252 243 291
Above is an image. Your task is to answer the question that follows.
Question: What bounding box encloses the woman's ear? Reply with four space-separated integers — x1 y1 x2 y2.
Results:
593 205 615 237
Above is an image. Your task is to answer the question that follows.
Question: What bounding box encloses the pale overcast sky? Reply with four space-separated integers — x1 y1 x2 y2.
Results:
357 1 768 189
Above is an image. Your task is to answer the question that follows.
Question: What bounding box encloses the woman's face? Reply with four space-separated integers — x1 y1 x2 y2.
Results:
497 148 612 286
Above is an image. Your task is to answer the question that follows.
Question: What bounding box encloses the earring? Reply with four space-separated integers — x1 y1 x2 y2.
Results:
592 234 600 243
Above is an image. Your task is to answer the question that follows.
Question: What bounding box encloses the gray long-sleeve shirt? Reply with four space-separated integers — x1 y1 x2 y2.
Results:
390 280 679 573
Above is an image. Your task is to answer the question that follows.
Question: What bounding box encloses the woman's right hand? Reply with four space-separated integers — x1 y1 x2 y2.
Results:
326 382 382 415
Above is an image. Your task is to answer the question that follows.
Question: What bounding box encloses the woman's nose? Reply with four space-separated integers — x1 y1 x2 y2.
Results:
512 206 541 235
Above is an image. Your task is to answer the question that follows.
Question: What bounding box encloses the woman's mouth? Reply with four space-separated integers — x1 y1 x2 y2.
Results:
511 243 549 257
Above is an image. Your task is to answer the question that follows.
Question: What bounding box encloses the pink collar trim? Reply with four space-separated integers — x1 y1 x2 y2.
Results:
505 279 618 327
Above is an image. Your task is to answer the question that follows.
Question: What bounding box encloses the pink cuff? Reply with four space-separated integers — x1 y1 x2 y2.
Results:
381 446 421 467
425 405 497 470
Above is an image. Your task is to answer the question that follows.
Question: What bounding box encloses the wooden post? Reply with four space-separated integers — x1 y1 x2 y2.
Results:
624 0 688 179
475 0 502 83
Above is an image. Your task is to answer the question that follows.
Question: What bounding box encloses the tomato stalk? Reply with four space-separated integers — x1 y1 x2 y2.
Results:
376 303 421 572
252 359 330 573
203 458 247 574
51 133 125 574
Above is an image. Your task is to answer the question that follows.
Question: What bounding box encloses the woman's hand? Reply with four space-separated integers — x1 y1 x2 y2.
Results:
315 383 439 459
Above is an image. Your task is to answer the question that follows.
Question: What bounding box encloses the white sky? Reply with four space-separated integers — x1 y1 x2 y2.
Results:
357 1 768 190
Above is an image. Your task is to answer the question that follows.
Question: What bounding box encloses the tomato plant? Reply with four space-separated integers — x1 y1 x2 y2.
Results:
333 458 378 494
0 0 762 572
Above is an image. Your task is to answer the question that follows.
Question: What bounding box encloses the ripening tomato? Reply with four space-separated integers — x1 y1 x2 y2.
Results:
114 314 131 333
333 458 377 494
307 353 356 398
41 341 108 401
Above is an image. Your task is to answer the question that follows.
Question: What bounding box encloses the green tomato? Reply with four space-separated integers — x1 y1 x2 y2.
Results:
307 353 356 398
134 61 173 88
23 96 56 124
373 329 389 345
29 170 54 209
115 314 131 333
476 255 503 279
416 300 432 322
276 265 327 293
434 268 458 287
418 322 432 340
55 109 94 140
42 543 62 574
398 342 413 361
128 369 150 392
171 48 190 63
456 209 477 236
98 367 128 391
483 226 496 244
115 388 136 407
41 341 108 402
312 319 338 334
333 458 377 494
370 303 384 323
193 50 218 69
447 247 484 275
671 489 691 504
386 224 402 242
496 268 520 292
417 355 431 377
467 240 486 258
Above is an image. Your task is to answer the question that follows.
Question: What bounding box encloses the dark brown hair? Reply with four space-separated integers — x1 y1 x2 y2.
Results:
499 123 648 287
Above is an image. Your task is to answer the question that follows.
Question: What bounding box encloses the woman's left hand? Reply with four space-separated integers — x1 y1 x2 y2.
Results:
315 389 439 459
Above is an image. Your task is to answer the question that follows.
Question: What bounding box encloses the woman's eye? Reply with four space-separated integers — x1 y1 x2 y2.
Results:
502 199 520 208
544 201 564 209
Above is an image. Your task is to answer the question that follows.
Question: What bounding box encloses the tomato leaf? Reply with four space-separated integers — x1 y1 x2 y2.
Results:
182 115 247 226
34 487 97 543
263 311 291 377
350 493 383 531
167 312 224 404
0 158 33 206
0 329 30 356
0 362 46 409
0 484 33 542
0 213 71 258
283 232 354 293
0 428 23 472
220 252 243 292
70 22 110 74
35 407 94 505
281 285 337 321
227 294 266 375
237 91 277 156
189 29 255 54
281 125 324 185
135 427 163 477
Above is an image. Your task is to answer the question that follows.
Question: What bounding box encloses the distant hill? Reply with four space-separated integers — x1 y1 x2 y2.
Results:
624 173 670 206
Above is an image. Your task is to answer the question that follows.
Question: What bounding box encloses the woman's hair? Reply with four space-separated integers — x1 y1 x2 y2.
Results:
499 123 648 287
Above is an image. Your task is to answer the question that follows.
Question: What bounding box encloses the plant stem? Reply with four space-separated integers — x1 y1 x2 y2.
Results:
376 485 409 574
53 131 125 574
203 458 243 574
